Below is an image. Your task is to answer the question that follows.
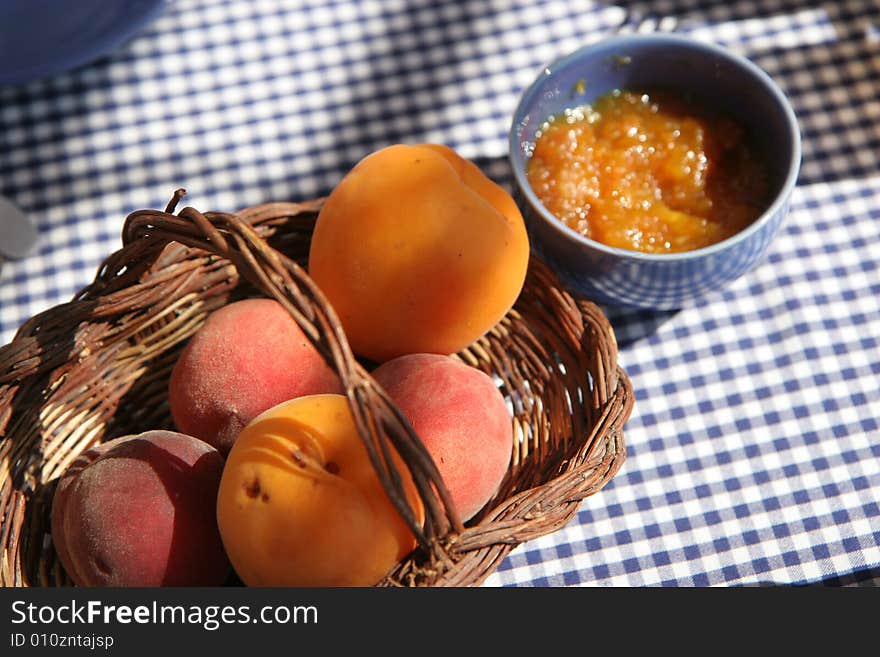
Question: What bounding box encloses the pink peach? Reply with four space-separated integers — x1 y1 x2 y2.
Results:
169 298 342 453
372 353 512 522
51 430 230 587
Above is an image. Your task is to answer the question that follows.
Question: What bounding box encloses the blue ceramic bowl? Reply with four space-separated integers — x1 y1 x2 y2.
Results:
0 0 167 86
510 34 801 310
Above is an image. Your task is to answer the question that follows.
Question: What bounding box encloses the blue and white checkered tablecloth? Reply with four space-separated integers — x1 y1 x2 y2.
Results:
1 0 878 587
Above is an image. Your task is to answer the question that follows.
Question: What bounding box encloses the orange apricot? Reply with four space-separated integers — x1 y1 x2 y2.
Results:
215 394 422 586
308 143 530 362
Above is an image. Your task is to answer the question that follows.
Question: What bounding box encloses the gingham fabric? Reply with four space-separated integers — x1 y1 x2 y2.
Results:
1 0 878 587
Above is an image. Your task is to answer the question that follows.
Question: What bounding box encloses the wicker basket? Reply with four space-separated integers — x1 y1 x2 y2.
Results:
0 190 633 587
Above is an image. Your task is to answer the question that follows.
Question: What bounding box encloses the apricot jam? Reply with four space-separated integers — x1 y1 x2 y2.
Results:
526 89 771 254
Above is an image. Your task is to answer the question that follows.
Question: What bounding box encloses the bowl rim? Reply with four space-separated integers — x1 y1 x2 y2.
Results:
508 32 802 263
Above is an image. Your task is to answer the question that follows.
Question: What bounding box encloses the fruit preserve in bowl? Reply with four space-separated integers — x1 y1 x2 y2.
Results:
509 34 801 310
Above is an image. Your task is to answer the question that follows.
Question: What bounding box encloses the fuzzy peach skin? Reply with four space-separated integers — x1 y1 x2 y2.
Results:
216 394 423 586
308 143 530 362
50 430 230 587
169 298 342 454
372 353 513 522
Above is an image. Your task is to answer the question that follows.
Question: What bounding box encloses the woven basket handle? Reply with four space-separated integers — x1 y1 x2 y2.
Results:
119 190 465 555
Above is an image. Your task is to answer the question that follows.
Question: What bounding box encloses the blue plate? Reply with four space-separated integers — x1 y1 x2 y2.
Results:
0 0 167 86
